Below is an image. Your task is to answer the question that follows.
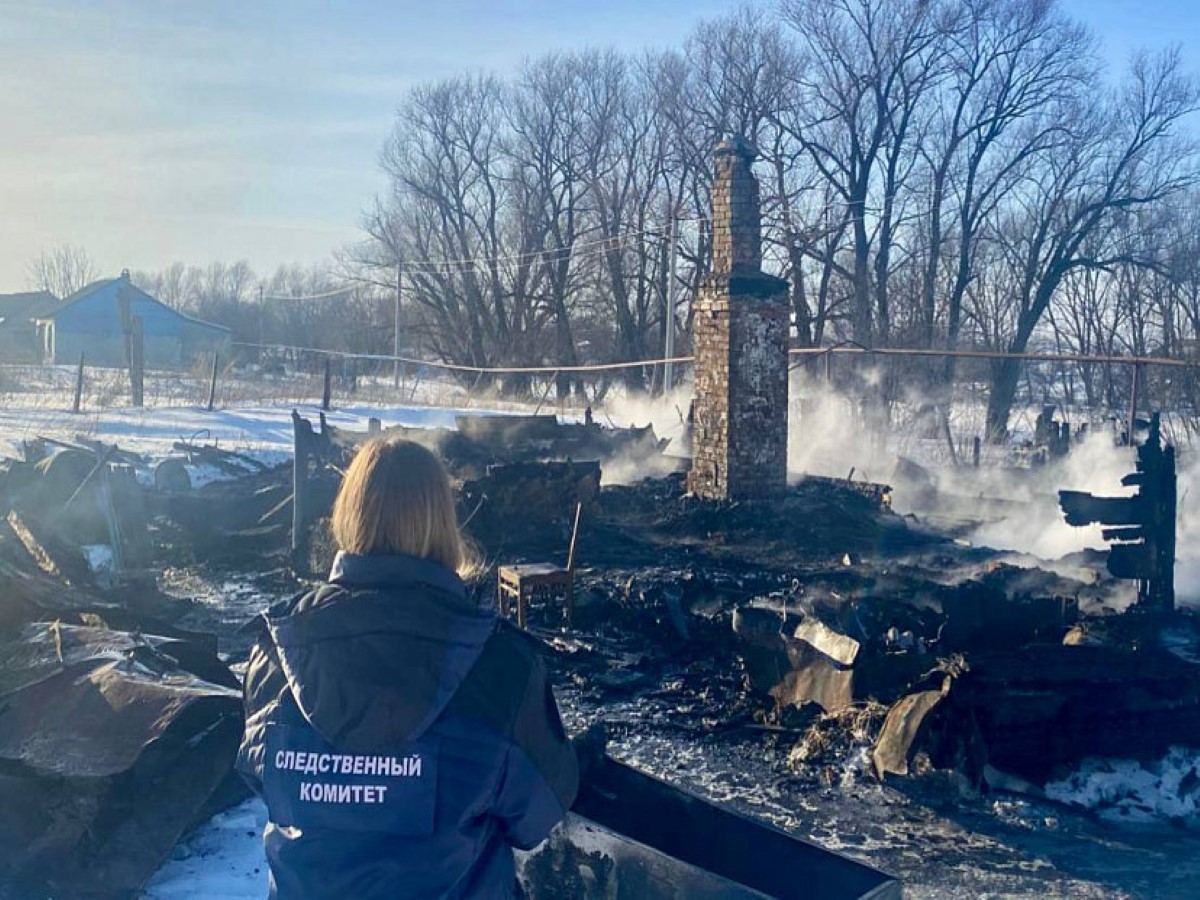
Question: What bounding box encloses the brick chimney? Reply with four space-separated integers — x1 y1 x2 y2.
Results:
709 137 762 275
687 138 790 501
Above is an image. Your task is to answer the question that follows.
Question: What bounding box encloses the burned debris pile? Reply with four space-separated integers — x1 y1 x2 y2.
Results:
0 438 247 900
279 410 1200 804
0 413 689 898
0 623 242 899
461 459 601 555
157 459 294 564
290 411 674 571
721 420 1200 798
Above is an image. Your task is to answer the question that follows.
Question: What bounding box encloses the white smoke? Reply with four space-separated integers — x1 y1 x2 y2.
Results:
963 431 1136 560
596 372 1200 606
596 383 693 485
601 383 693 457
787 366 900 482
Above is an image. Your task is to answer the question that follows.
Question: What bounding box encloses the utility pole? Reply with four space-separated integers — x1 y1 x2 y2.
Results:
394 258 403 388
663 212 680 393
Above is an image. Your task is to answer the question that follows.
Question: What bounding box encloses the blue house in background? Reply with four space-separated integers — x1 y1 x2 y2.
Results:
34 271 231 369
0 291 60 362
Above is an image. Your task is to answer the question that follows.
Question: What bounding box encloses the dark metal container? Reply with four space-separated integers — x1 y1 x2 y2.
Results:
519 757 901 899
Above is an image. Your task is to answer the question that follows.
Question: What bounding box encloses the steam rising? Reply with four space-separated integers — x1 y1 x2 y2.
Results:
598 385 693 486
602 385 693 454
596 371 1200 606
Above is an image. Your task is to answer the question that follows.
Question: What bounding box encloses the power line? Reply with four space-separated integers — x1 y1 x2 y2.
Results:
261 285 358 302
397 216 710 274
233 339 1200 377
258 216 714 300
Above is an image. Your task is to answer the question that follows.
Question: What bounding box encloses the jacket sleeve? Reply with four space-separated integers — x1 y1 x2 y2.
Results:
235 627 288 797
493 656 579 850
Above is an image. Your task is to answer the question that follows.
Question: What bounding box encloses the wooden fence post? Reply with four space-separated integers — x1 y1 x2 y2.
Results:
532 374 557 416
129 316 144 408
207 352 219 411
322 357 332 411
72 353 85 414
408 366 425 403
1127 363 1142 446
291 411 312 576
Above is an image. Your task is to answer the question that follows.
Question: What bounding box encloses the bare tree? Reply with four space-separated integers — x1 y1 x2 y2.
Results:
919 0 1092 363
982 49 1198 440
781 0 946 347
377 74 537 375
27 244 98 298
354 0 1199 423
580 52 671 389
508 53 603 389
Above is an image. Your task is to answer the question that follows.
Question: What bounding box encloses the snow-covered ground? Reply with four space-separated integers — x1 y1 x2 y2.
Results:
0 402 509 464
142 801 268 899
0 362 589 423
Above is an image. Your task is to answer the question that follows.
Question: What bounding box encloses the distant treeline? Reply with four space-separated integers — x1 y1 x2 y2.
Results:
129 260 397 360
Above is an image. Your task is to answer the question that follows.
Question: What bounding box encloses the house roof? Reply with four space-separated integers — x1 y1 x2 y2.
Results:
0 291 60 322
34 277 232 334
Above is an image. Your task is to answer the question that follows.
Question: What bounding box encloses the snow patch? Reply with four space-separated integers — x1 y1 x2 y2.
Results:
0 402 511 466
1044 747 1200 824
81 543 113 573
142 800 269 899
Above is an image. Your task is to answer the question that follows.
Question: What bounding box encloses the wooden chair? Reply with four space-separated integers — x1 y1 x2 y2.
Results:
497 502 583 629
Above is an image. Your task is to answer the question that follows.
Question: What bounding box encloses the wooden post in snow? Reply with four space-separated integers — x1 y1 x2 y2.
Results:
72 353 85 414
129 316 144 408
408 366 424 403
291 410 312 576
207 352 219 411
1127 363 1142 447
322 357 332 412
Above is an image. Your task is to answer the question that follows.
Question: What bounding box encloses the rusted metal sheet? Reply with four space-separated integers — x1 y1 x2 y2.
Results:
793 619 860 667
872 678 951 779
0 623 242 898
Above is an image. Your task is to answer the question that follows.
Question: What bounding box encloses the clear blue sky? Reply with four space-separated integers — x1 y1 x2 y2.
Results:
0 0 1196 289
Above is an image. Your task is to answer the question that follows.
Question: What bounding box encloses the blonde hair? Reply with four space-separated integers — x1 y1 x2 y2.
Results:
331 437 476 577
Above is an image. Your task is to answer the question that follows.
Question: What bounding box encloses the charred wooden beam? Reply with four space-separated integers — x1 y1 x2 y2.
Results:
291 410 316 575
1057 413 1176 612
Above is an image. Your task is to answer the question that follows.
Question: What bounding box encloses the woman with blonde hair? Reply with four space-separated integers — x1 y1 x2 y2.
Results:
237 437 579 899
